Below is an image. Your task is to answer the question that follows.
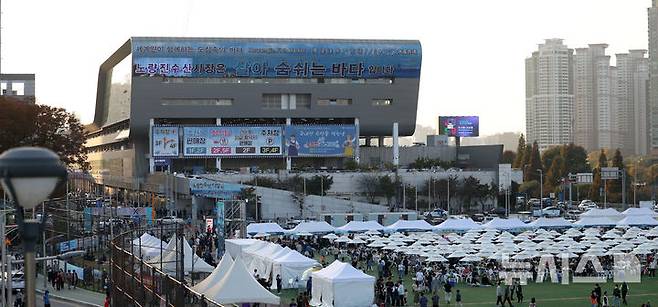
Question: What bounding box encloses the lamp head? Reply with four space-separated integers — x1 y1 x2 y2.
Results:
0 147 67 210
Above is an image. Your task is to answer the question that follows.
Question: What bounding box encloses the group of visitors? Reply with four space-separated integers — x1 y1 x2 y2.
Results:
47 265 80 291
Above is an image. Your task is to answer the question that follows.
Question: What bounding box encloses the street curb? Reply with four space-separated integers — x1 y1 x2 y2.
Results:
36 288 103 307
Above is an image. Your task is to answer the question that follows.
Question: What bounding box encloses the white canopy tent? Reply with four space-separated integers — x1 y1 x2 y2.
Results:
384 220 433 232
147 236 214 274
434 218 482 232
621 207 658 217
291 221 336 234
311 260 375 307
132 233 165 260
226 239 264 259
204 257 280 305
482 218 529 230
573 216 618 227
336 221 384 233
244 242 284 279
271 250 319 289
616 215 658 227
528 217 573 229
192 254 234 294
247 222 286 235
580 208 624 221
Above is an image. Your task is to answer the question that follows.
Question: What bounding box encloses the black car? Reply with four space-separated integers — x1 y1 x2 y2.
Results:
487 207 507 216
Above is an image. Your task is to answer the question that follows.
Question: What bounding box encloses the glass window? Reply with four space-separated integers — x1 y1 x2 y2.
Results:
262 94 283 109
161 98 233 106
317 98 352 106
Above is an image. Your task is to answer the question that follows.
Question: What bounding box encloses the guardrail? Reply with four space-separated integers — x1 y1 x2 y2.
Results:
109 224 223 307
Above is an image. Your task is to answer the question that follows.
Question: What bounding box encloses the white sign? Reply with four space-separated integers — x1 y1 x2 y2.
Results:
576 173 593 184
601 167 619 180
205 218 214 230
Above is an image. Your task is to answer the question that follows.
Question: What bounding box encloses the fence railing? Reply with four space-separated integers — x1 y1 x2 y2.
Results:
109 224 223 307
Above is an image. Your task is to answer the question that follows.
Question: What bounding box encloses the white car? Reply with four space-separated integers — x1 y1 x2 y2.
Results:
578 200 598 211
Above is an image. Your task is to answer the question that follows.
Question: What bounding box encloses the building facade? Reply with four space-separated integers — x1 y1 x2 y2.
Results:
0 74 35 103
649 0 658 153
616 50 649 155
525 39 574 151
86 37 422 183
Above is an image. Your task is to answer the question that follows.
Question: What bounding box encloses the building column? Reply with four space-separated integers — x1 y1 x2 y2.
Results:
148 119 155 173
216 118 222 171
365 137 371 147
355 118 360 164
392 122 399 167
378 136 385 147
286 118 292 171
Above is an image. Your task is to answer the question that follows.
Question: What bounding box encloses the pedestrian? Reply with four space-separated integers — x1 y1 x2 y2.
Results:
444 281 452 304
612 285 621 307
503 285 514 307
621 282 629 305
306 276 312 296
104 295 110 307
529 297 537 307
397 281 406 306
456 289 463 307
73 271 79 289
591 291 599 307
602 291 609 307
431 292 440 307
44 290 51 307
594 284 602 307
496 282 504 306
516 283 524 303
276 274 282 294
420 292 429 307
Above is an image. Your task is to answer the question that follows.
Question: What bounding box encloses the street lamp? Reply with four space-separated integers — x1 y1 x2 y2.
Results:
537 169 543 211
0 147 67 307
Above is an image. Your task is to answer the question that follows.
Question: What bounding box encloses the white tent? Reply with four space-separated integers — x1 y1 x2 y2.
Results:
147 236 214 274
528 217 573 229
204 257 280 305
244 242 284 279
580 208 624 220
225 239 260 259
291 221 336 234
192 254 234 294
132 233 165 260
311 261 375 307
271 250 319 289
384 220 433 232
434 218 482 232
616 215 658 227
621 207 658 217
247 222 286 235
482 218 529 230
574 216 618 227
336 221 384 233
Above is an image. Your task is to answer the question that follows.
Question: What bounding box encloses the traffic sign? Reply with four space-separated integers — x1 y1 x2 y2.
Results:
601 167 619 180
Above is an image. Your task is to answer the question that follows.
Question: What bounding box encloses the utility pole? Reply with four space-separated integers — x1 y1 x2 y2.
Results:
414 184 418 212
447 177 450 215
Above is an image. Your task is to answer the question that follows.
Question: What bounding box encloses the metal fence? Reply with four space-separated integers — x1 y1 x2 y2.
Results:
109 224 223 307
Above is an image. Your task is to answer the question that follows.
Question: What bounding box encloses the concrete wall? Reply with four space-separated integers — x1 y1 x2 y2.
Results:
359 146 456 166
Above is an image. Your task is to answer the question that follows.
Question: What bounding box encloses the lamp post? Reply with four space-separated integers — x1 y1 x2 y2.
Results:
537 169 543 211
0 147 67 307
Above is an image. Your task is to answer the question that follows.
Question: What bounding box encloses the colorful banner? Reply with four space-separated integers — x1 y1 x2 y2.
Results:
84 208 92 232
216 201 225 257
132 38 422 79
438 116 480 137
285 125 358 157
152 126 179 157
189 178 244 199
183 126 283 157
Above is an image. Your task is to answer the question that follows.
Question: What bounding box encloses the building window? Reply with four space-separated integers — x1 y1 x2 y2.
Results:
372 99 393 106
318 98 352 106
161 98 233 106
262 94 311 109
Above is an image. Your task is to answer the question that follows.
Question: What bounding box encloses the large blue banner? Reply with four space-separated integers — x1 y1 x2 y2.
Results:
216 201 225 257
132 38 421 79
285 125 358 157
189 178 243 199
183 126 283 157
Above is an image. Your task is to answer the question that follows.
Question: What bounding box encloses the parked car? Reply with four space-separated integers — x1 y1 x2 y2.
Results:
540 206 563 217
156 216 185 225
527 198 541 208
471 214 486 223
487 207 507 216
0 269 24 293
424 208 448 219
578 200 598 211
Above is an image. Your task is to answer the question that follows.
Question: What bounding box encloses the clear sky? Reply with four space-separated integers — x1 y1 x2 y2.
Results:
0 0 649 135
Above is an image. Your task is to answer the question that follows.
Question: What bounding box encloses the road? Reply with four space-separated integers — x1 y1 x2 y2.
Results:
35 295 99 307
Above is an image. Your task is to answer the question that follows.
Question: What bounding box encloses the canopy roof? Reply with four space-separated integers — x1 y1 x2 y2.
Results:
621 207 658 217
246 222 286 235
147 235 214 273
337 221 384 232
616 215 658 226
528 217 573 228
192 254 233 294
580 208 623 219
274 250 319 266
204 257 280 305
434 218 482 231
574 216 618 227
313 260 375 283
384 219 433 232
291 221 336 234
483 217 529 230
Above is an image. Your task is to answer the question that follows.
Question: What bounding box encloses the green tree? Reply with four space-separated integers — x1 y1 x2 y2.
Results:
512 134 526 168
522 144 533 181
377 175 399 207
357 174 380 204
541 146 562 172
545 155 565 193
563 143 590 173
589 150 608 202
607 149 625 202
458 176 482 213
306 175 333 196
0 97 89 169
527 141 542 182
501 150 516 164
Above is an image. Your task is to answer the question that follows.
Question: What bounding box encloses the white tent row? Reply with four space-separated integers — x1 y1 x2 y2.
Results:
434 218 482 232
384 219 433 232
225 238 260 259
192 253 234 293
528 217 573 228
241 241 318 288
132 232 166 260
291 221 336 234
483 217 529 230
580 208 624 221
336 221 384 233
616 215 658 227
622 207 658 217
147 235 214 274
311 260 375 307
574 216 618 227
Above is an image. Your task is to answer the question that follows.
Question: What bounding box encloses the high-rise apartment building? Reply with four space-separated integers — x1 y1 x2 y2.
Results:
525 39 574 151
649 0 658 153
616 50 649 155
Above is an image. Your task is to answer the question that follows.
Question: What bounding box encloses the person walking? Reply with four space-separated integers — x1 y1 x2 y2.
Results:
431 292 440 307
601 291 609 307
455 289 463 307
529 297 537 307
444 281 453 304
591 291 599 307
594 284 602 307
503 285 514 307
276 274 282 294
43 290 51 307
612 285 621 307
496 283 504 306
516 284 524 303
621 282 629 305
420 292 429 307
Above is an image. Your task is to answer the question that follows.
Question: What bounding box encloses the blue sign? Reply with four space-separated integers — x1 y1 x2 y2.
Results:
84 208 92 232
285 125 358 157
183 126 283 157
59 239 78 252
189 178 243 199
132 38 422 79
438 116 480 137
216 201 225 257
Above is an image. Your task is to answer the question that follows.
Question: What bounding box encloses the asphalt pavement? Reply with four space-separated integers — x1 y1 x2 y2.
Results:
37 294 86 307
